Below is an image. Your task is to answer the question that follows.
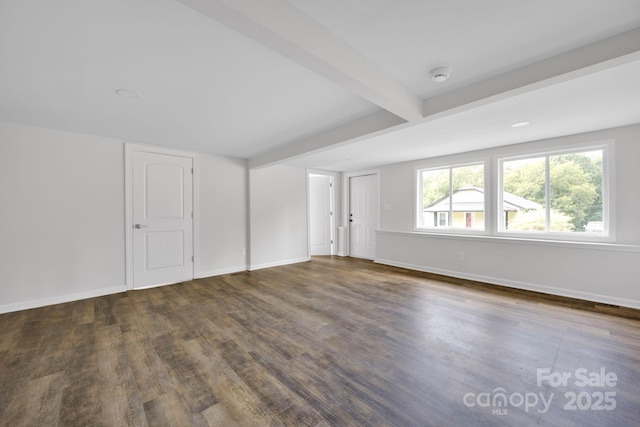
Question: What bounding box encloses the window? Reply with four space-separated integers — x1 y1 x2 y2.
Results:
499 147 607 236
438 212 449 227
417 163 485 230
415 141 611 242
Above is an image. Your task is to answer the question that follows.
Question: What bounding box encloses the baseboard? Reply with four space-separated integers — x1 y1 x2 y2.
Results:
0 285 126 314
249 256 311 271
197 265 248 278
375 258 640 310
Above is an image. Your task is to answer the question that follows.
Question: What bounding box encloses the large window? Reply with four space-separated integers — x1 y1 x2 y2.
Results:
499 147 607 236
415 142 611 242
417 163 485 231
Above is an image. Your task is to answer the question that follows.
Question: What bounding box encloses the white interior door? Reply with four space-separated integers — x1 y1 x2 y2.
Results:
309 174 333 256
132 151 194 288
349 174 378 259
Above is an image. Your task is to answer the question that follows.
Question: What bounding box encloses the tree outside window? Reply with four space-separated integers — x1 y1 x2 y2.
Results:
501 149 604 233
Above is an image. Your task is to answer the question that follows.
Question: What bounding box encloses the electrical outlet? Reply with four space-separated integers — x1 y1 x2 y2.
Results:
457 252 465 261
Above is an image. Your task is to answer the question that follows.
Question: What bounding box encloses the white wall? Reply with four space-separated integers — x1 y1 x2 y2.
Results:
0 123 126 312
376 124 640 308
0 122 249 313
249 164 309 269
198 154 248 276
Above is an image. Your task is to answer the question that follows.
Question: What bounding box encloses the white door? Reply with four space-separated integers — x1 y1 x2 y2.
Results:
309 174 333 256
349 174 378 259
132 151 194 288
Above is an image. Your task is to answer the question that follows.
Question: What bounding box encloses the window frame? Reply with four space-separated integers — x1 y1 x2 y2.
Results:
496 142 613 242
415 161 487 234
413 139 615 244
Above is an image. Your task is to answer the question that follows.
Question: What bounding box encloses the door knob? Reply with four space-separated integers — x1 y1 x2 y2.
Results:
134 224 148 229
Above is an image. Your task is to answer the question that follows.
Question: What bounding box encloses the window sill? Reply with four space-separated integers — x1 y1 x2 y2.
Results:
380 230 640 253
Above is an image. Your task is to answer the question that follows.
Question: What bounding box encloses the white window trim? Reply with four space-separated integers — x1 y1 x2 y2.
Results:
496 141 614 243
413 139 615 244
415 161 487 235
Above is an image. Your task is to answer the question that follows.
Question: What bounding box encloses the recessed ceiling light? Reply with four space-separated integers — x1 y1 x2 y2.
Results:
430 66 451 83
115 89 139 99
511 121 531 128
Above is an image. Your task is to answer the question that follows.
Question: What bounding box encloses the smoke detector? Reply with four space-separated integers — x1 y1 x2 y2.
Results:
430 67 451 83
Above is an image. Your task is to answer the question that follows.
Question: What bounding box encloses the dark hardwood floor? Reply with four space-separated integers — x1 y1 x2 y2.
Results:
1 256 639 426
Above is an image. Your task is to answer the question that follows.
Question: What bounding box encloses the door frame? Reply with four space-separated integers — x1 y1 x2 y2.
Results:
307 171 336 256
124 143 200 290
343 169 379 258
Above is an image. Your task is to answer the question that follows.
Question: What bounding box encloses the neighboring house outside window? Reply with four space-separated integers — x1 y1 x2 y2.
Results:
418 163 485 231
423 187 541 229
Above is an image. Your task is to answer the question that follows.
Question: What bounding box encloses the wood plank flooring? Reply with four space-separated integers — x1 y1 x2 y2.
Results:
1 256 639 426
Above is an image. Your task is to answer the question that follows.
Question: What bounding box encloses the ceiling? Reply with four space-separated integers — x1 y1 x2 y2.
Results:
0 0 639 171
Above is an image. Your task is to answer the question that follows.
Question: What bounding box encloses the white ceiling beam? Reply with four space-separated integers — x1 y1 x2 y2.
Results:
177 0 424 122
177 1 639 168
249 110 407 169
424 28 640 119
250 27 640 168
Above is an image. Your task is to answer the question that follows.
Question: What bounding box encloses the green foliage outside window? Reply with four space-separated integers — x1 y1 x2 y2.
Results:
503 151 603 232
422 165 484 208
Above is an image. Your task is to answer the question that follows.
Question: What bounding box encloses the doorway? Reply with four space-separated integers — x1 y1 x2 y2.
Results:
308 173 334 256
125 145 196 289
348 173 378 260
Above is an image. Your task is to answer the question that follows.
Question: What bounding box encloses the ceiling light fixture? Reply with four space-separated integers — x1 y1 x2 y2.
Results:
115 88 139 99
511 121 531 128
430 67 451 83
